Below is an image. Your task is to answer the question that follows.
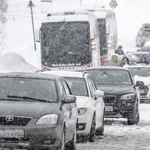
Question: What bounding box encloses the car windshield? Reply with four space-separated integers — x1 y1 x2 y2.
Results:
0 78 57 102
64 77 88 96
86 69 132 85
142 30 150 37
126 54 150 61
127 67 150 77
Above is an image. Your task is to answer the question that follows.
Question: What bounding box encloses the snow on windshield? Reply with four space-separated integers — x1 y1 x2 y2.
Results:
87 70 132 85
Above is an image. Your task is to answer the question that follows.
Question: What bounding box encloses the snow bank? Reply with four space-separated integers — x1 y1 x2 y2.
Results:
0 52 38 72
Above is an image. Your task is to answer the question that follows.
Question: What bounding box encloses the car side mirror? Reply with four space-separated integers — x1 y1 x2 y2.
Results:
106 23 110 35
94 90 104 98
90 26 95 40
63 96 76 103
136 81 144 86
35 28 40 42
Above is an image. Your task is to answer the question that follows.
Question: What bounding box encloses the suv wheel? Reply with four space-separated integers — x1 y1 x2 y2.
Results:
128 103 139 125
88 113 96 142
95 111 104 136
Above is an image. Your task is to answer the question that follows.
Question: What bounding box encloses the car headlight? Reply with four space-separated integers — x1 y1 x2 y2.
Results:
78 108 87 116
36 114 58 125
120 94 135 100
107 40 113 43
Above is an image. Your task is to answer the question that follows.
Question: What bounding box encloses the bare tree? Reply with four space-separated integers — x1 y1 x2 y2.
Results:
0 0 8 23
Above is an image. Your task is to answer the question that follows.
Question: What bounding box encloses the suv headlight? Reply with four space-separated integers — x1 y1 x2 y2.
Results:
78 108 87 116
36 114 58 125
120 94 135 100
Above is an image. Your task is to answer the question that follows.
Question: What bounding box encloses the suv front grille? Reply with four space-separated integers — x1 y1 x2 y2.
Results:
103 95 117 103
0 116 32 126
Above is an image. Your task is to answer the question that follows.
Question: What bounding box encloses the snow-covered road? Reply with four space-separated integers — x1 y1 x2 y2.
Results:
77 104 150 150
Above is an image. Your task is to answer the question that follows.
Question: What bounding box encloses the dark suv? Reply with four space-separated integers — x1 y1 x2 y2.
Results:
86 66 143 125
136 23 150 47
0 72 77 150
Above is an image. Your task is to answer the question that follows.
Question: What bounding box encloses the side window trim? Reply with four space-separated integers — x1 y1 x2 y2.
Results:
58 80 67 100
61 79 71 95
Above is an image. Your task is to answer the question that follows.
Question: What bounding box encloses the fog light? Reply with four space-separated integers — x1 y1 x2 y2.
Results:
79 125 84 130
128 103 131 106
43 139 55 144
77 123 86 131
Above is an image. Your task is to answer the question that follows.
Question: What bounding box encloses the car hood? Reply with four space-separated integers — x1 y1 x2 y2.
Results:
75 96 92 108
97 85 134 95
134 76 150 85
0 101 59 118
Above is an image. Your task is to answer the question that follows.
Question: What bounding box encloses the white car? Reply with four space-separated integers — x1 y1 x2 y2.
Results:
41 71 105 142
125 65 150 103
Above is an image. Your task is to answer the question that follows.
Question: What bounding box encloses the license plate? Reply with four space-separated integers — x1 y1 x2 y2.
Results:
105 106 113 112
139 90 145 93
0 130 24 138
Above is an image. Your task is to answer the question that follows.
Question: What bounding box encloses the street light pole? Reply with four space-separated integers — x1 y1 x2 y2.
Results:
28 0 36 51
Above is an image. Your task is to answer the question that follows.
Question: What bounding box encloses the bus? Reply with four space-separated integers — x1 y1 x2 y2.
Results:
85 8 118 66
36 10 103 70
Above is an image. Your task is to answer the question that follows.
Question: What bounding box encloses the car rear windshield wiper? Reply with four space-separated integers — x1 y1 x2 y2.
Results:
7 95 51 103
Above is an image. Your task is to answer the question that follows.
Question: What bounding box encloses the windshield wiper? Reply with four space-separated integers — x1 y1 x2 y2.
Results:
7 95 51 103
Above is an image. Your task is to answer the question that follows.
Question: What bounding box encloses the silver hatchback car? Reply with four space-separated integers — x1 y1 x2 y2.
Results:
0 72 78 150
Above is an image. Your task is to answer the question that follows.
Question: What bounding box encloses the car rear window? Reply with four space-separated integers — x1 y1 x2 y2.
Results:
0 78 57 102
87 69 132 86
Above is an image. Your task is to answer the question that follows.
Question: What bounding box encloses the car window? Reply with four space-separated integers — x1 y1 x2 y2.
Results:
89 76 97 91
0 78 57 102
59 80 67 99
127 67 150 77
126 53 150 61
87 69 132 86
64 77 88 97
87 76 95 98
61 79 71 95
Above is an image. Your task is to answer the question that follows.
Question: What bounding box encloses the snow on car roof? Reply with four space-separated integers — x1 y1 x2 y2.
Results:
41 71 85 78
125 64 150 68
126 51 150 54
0 72 60 80
86 66 126 70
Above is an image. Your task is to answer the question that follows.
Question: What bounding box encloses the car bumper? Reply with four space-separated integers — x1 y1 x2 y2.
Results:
105 101 136 118
140 95 150 103
77 109 94 136
0 125 62 150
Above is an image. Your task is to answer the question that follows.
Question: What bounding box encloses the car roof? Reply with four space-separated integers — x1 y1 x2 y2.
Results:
126 51 150 54
141 46 150 51
125 65 150 68
85 66 126 70
0 72 61 80
41 71 85 78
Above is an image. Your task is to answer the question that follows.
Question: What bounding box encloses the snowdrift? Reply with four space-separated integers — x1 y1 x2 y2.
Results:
0 52 38 72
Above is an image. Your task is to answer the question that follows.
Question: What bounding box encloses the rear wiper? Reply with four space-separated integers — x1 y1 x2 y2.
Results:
7 95 51 103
